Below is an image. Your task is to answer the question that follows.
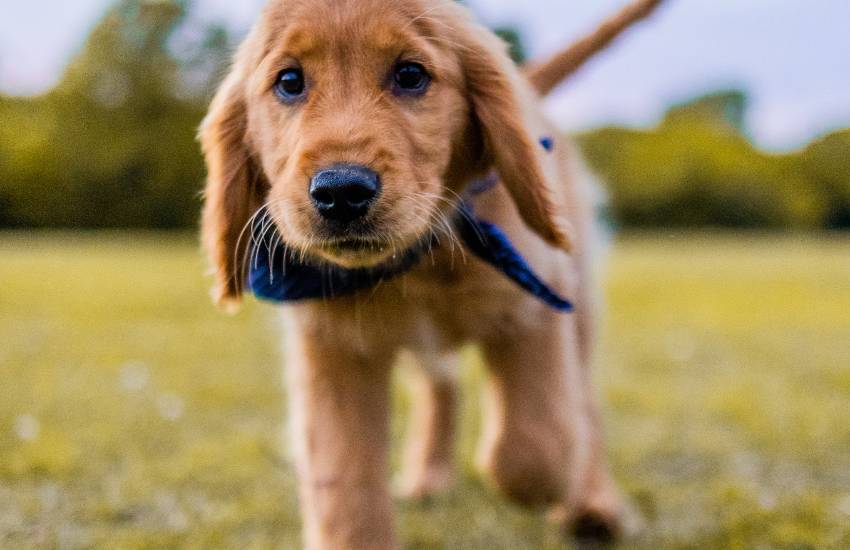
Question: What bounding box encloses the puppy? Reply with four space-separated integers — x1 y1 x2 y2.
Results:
200 0 666 547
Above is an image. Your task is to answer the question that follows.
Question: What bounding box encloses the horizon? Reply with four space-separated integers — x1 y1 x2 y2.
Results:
1 0 848 151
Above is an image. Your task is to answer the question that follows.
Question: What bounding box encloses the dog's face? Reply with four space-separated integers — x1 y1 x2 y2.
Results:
201 0 572 307
244 0 472 269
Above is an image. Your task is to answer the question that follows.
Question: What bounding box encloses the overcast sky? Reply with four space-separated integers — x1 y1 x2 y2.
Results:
1 0 848 150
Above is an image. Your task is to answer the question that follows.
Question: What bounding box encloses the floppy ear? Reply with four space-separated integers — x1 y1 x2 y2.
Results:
460 26 574 252
200 70 265 310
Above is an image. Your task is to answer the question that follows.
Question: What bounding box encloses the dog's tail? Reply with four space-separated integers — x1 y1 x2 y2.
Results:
525 0 668 97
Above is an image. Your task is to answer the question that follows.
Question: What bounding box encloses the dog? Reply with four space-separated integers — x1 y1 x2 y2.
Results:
200 0 666 547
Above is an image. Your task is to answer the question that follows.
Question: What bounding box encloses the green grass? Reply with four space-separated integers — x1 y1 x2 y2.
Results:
1 232 849 549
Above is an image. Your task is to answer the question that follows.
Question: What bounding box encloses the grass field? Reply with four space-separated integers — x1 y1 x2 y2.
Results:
1 232 849 549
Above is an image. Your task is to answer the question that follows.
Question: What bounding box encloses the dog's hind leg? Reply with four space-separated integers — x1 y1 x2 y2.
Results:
398 350 459 500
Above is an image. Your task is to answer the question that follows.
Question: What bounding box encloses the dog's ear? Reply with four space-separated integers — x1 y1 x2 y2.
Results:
459 25 574 252
200 70 264 311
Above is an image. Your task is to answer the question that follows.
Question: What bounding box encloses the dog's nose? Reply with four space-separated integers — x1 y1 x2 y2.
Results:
309 164 381 223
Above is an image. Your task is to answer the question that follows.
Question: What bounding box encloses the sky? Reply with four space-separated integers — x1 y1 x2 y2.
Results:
1 0 849 151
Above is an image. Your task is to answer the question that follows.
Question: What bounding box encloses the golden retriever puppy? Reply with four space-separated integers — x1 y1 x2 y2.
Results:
200 0 666 547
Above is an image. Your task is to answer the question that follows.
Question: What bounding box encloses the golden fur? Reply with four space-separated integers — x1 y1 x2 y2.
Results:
200 0 666 547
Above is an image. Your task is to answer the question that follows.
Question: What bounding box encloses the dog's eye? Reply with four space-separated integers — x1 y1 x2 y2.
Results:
393 62 430 95
275 68 305 101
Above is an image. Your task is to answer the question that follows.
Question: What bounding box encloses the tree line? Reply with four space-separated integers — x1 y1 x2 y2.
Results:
1 0 847 230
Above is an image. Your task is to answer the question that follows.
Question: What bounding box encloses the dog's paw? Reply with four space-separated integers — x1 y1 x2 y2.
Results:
550 495 644 546
571 510 620 545
395 465 454 502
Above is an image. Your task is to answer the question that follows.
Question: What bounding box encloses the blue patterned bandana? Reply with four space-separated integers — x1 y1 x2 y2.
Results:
248 137 573 313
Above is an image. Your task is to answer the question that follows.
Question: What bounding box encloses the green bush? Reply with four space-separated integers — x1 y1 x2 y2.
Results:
0 2 848 231
578 93 846 230
0 0 218 229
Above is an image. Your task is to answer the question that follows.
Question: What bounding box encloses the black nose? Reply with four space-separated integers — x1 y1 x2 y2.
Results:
309 164 381 223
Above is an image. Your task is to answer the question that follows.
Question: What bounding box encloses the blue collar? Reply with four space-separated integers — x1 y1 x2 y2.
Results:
248 202 573 312
248 137 573 313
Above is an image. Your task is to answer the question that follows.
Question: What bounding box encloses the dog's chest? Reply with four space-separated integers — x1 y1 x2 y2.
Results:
369 252 547 348
289 204 570 356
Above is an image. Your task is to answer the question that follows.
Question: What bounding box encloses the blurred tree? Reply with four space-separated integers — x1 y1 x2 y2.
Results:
454 0 526 63
664 90 749 135
0 4 848 232
494 27 527 64
799 130 850 229
175 23 233 101
664 90 748 132
579 89 830 230
0 0 214 229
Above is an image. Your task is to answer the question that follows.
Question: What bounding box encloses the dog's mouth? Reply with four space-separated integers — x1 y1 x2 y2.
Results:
329 238 381 252
314 237 398 269
287 202 442 269
311 220 437 269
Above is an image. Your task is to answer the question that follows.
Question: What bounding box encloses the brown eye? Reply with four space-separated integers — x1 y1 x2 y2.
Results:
275 68 305 101
393 62 430 95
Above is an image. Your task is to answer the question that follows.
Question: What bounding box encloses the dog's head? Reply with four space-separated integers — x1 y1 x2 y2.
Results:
201 0 572 308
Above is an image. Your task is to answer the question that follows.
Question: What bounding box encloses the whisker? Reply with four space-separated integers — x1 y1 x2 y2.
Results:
232 199 290 294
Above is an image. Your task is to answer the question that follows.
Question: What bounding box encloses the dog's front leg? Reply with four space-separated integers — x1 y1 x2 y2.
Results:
285 321 396 550
476 308 624 540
